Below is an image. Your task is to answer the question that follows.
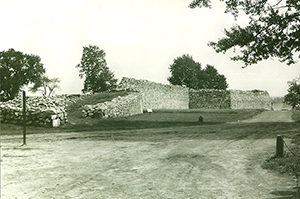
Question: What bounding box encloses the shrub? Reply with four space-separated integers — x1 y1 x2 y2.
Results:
292 110 300 122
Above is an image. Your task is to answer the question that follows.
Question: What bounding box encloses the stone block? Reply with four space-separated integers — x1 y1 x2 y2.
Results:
52 119 60 127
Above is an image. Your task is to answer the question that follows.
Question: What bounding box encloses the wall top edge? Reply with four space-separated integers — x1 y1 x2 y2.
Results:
119 77 188 89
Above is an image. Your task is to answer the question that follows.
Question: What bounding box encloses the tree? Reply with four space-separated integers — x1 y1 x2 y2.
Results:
200 65 228 90
168 54 228 90
29 76 61 96
168 54 201 88
189 0 300 66
0 48 45 102
76 45 118 93
284 77 300 109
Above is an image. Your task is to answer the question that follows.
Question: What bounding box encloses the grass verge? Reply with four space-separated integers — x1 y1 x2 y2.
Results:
292 110 300 122
262 134 300 198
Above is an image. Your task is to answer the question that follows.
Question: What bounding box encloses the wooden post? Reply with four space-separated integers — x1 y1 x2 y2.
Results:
22 90 26 146
276 135 283 158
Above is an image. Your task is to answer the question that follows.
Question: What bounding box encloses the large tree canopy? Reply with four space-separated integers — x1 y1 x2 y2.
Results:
168 54 228 90
0 48 45 101
189 0 300 66
76 45 118 93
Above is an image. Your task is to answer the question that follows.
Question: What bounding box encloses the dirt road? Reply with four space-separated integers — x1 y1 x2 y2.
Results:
1 127 296 199
237 111 294 123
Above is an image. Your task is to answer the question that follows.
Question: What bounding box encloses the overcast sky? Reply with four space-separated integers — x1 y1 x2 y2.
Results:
1 0 299 97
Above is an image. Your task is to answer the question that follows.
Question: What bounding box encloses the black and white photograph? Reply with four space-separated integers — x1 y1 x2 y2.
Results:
1 0 300 198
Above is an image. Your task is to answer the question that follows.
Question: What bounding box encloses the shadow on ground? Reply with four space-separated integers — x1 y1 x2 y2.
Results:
268 188 300 199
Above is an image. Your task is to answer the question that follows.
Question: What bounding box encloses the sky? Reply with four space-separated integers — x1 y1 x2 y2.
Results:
1 0 299 97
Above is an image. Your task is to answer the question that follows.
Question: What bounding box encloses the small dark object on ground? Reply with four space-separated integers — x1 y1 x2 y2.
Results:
93 111 104 119
198 115 204 123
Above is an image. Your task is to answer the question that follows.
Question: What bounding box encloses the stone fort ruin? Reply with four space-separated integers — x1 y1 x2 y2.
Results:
0 77 272 127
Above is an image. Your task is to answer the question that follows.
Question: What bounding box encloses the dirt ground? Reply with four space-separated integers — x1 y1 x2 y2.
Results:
1 111 298 199
236 110 294 123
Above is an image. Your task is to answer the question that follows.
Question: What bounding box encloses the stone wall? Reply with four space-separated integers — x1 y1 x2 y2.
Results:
189 89 271 110
189 89 231 109
230 90 272 110
0 94 80 127
81 93 143 118
118 77 189 110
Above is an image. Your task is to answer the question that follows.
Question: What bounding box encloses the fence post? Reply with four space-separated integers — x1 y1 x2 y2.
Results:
276 135 283 158
22 90 26 146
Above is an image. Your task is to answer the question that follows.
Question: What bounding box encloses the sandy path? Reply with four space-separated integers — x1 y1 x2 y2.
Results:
238 111 294 123
1 131 295 199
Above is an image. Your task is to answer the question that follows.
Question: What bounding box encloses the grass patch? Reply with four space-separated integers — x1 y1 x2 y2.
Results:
262 134 300 198
141 109 263 122
60 109 263 132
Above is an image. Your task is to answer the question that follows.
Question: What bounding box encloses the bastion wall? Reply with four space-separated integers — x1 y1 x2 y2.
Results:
189 89 271 110
118 77 271 110
230 90 272 110
118 77 189 110
189 89 231 109
81 93 143 118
